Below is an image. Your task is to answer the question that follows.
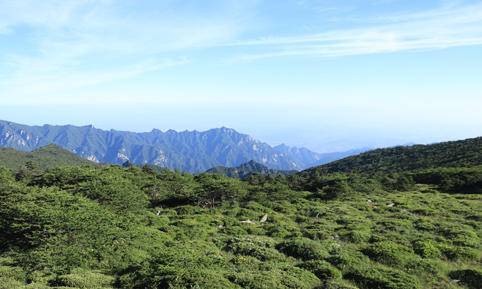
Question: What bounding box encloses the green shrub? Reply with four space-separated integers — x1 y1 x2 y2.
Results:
0 266 25 281
225 236 284 261
404 258 439 275
277 238 328 260
32 167 149 213
451 230 480 248
0 278 26 289
0 257 16 266
413 217 437 232
163 267 237 289
320 178 354 200
50 268 114 288
440 245 480 261
345 266 421 289
194 173 248 206
414 167 482 194
230 266 319 289
338 227 371 243
326 249 370 272
0 266 27 289
412 240 441 258
118 264 237 289
297 260 342 280
380 174 414 191
362 241 413 267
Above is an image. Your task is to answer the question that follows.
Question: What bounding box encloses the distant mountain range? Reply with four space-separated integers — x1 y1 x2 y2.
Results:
0 120 365 172
206 160 295 179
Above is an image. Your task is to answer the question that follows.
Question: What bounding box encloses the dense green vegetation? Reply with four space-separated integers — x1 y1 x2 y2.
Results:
0 139 481 289
306 137 482 174
206 160 294 179
0 145 94 171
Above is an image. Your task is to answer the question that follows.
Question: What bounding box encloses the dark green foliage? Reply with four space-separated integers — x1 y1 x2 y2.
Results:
118 263 237 289
297 260 342 280
304 136 482 175
412 240 441 258
206 160 294 179
440 245 480 261
143 169 198 207
345 266 421 289
225 235 285 261
30 166 149 213
319 177 354 200
0 265 28 289
379 174 415 191
413 167 482 194
362 241 413 267
291 172 382 195
448 269 482 289
229 266 320 289
326 249 371 272
276 238 329 260
50 268 114 288
194 173 247 206
0 182 155 273
0 265 25 282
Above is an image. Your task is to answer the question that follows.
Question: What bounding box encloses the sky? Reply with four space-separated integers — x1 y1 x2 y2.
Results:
1 0 482 152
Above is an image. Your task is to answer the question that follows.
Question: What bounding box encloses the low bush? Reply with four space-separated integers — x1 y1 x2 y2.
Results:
276 238 329 260
297 260 342 280
345 265 421 289
50 268 114 288
338 227 371 243
413 167 482 194
440 245 480 261
0 266 25 282
412 240 441 258
362 241 413 267
326 249 370 272
225 235 284 261
230 266 320 289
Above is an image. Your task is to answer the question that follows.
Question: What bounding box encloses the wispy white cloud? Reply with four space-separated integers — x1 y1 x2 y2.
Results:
3 57 190 98
0 0 256 100
226 1 482 61
1 0 482 104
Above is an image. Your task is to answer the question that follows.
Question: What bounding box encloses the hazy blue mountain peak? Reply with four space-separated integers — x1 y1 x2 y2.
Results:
0 120 343 172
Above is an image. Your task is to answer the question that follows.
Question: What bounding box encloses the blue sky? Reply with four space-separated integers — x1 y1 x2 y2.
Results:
1 0 482 152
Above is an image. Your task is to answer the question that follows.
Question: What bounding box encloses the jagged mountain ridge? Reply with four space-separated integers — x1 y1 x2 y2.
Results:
0 120 329 172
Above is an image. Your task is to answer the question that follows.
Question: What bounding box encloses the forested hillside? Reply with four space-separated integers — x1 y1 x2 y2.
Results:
206 160 294 179
0 144 94 171
0 139 481 289
304 137 482 175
